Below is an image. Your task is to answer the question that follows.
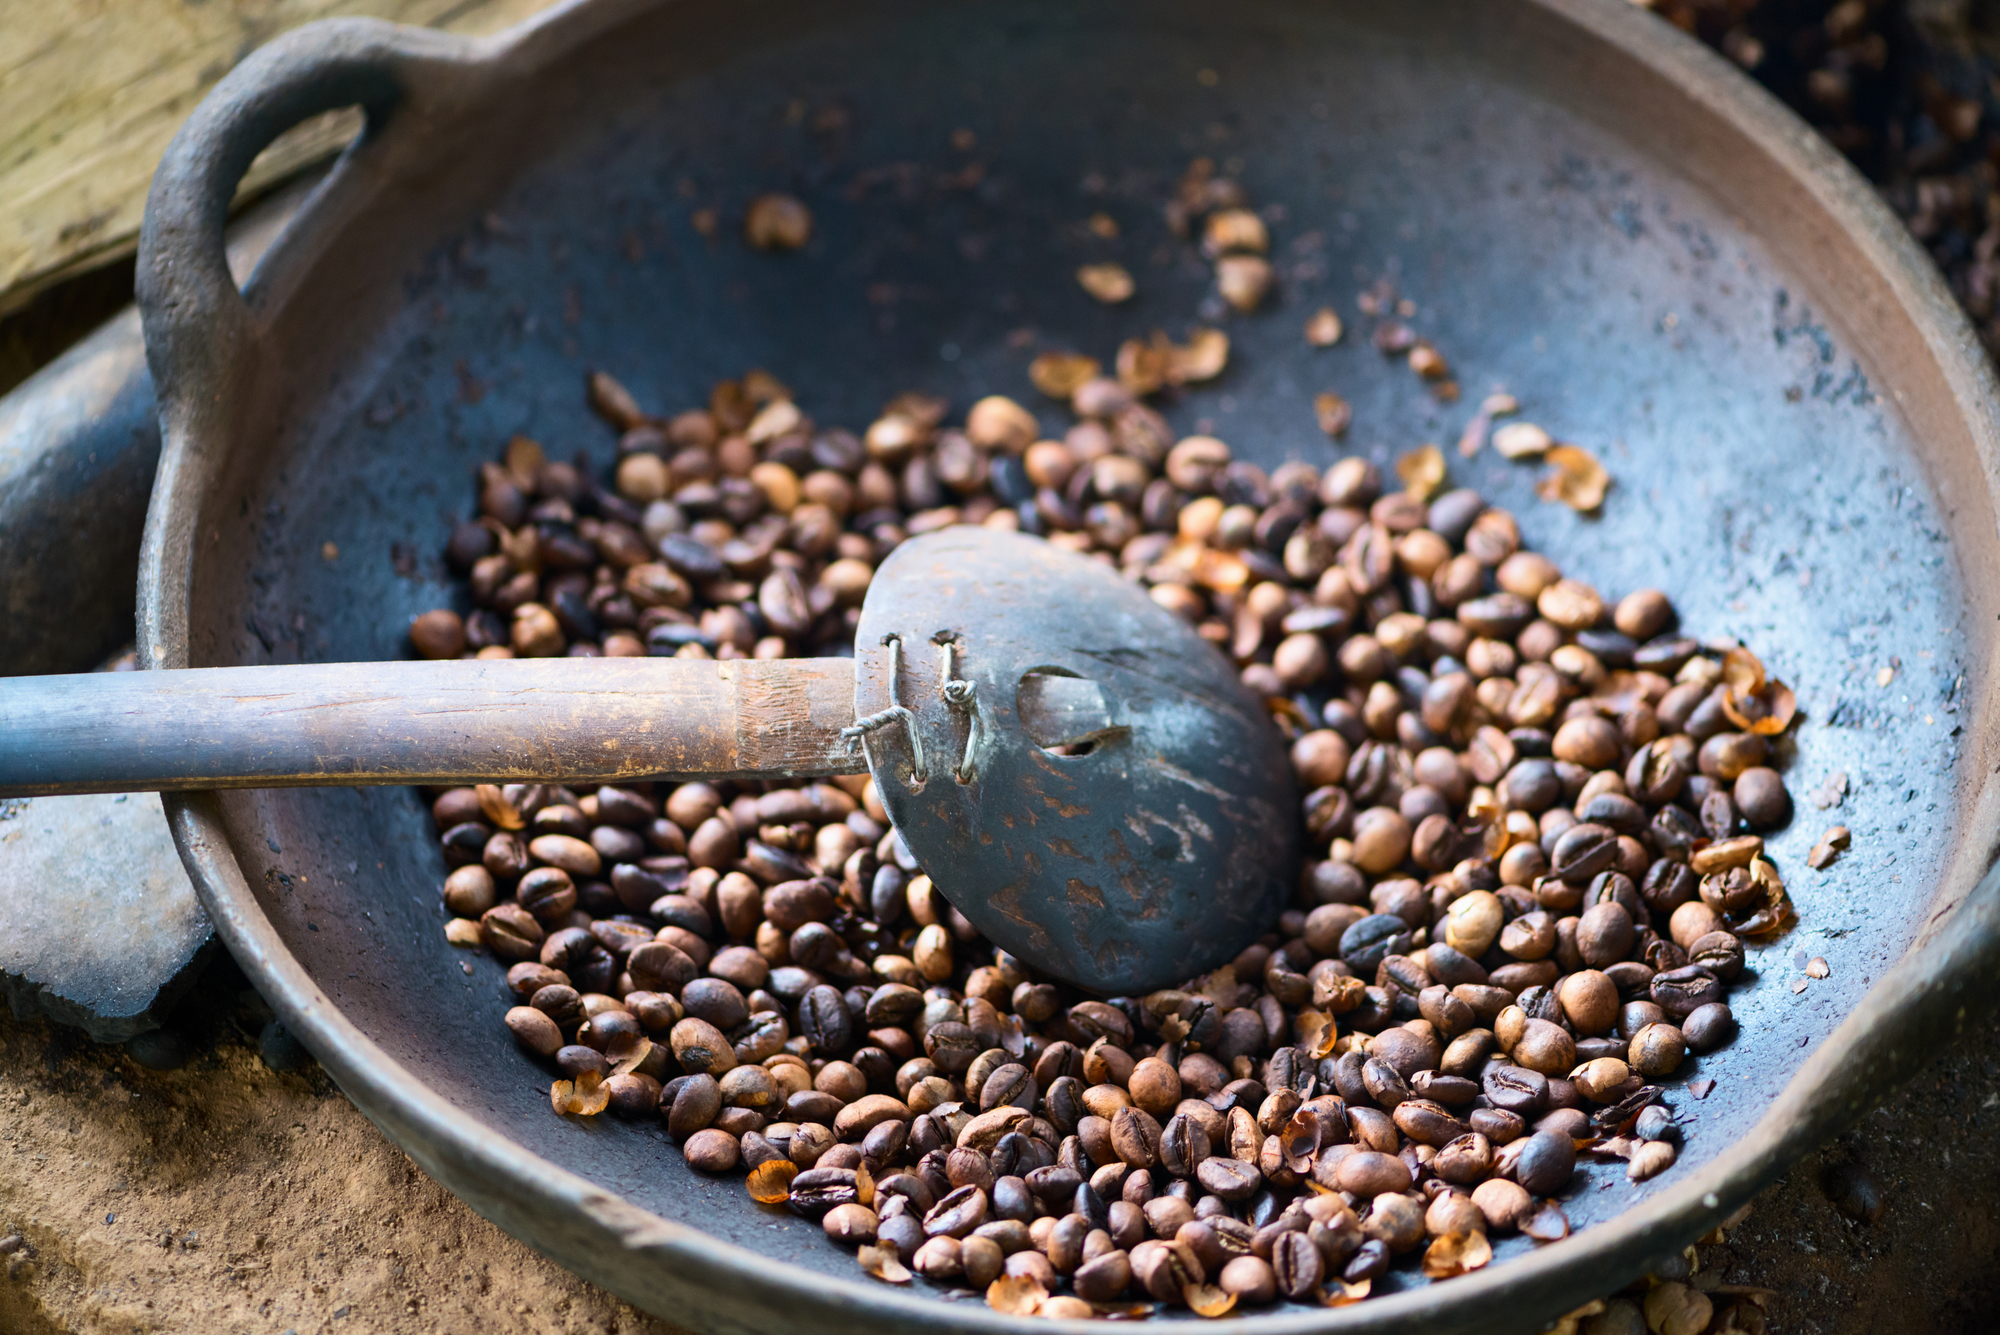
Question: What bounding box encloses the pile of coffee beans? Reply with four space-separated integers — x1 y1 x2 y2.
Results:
419 367 1796 1315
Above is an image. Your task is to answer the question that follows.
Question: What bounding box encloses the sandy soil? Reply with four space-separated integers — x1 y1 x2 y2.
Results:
0 955 1990 1334
0 960 682 1335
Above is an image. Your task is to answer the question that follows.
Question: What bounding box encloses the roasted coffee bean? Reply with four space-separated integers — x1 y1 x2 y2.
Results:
1551 824 1618 884
1195 1156 1263 1201
1634 1105 1680 1145
1469 1107 1526 1145
1576 901 1636 967
1269 1230 1324 1298
799 985 853 1053
1391 1099 1466 1149
1360 1058 1410 1110
1110 1106 1164 1167
1512 1130 1576 1195
1651 966 1725 1020
1483 1065 1549 1116
1433 1132 1493 1185
1161 1113 1212 1178
1340 914 1413 974
923 1184 989 1238
1682 1002 1737 1053
1688 930 1745 981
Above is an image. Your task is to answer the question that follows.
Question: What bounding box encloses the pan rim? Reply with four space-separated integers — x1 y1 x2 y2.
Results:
137 0 2000 1330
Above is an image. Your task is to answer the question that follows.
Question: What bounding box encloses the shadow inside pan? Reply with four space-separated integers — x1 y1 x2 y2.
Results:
187 0 1972 1319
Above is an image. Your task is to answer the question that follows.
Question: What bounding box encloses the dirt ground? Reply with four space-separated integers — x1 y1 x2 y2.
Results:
0 958 683 1335
0 956 1993 1334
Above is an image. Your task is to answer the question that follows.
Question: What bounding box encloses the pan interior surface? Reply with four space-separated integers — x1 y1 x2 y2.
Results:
171 0 1986 1327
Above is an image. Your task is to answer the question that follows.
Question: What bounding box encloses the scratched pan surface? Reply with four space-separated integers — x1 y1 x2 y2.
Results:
133 0 2000 1331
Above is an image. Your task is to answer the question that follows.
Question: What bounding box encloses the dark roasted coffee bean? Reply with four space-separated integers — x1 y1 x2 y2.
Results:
1074 1181 1111 1230
1360 1058 1410 1110
980 1063 1036 1111
1340 914 1412 974
1044 1076 1086 1134
1469 1107 1525 1145
1391 1099 1467 1149
1343 1238 1391 1282
1651 966 1724 1020
799 985 854 1054
1681 1002 1736 1053
791 1167 861 1220
1634 1105 1680 1144
1688 930 1745 981
1650 805 1701 861
991 1174 1035 1221
1264 1039 1312 1095
1498 759 1562 813
1483 1064 1549 1116
1550 823 1618 884
1160 1112 1212 1178
1512 1130 1576 1194
1700 789 1742 841
922 1184 989 1238
1270 1230 1324 1298
1579 793 1646 835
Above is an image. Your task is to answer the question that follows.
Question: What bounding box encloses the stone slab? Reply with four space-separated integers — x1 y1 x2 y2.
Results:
0 792 212 1042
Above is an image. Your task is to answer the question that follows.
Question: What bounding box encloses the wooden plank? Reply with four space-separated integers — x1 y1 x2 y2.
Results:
0 657 866 796
0 0 560 318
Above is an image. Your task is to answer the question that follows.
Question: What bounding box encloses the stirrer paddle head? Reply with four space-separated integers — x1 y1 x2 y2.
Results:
851 527 1300 995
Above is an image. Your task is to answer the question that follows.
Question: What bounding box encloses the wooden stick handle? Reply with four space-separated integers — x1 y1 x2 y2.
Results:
0 657 863 797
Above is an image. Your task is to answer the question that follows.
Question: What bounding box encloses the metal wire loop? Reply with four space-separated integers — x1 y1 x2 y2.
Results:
840 635 927 787
937 638 982 784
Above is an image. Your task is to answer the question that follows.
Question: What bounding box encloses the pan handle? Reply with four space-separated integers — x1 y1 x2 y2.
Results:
133 18 481 669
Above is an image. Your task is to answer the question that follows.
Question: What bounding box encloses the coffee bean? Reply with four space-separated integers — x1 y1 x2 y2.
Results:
1483 1065 1549 1117
1651 966 1725 1020
1335 1150 1410 1198
1512 1018 1576 1076
1340 914 1413 974
479 903 545 961
1161 1113 1212 1178
1390 1099 1466 1149
798 985 853 1054
1270 1230 1324 1298
922 1184 989 1238
1576 901 1636 967
1551 824 1619 884
1681 1002 1736 1053
1734 766 1791 829
1195 1157 1263 1201
682 1128 740 1173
